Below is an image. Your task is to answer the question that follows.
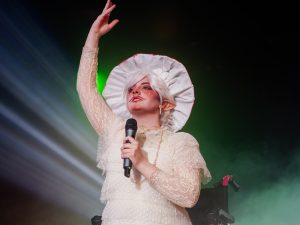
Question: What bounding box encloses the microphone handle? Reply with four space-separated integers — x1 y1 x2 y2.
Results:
123 128 136 178
123 140 133 177
124 166 131 177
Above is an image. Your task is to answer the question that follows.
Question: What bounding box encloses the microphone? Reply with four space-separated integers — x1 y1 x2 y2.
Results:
124 118 137 178
91 215 102 225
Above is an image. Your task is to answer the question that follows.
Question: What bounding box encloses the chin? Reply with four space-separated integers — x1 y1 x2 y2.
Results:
127 103 158 115
128 103 144 111
127 105 140 112
129 108 144 114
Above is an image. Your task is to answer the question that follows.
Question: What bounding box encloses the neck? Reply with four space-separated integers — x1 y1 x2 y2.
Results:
132 113 161 129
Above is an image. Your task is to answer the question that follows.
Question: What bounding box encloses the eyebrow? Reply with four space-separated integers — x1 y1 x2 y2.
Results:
140 82 150 85
130 82 150 89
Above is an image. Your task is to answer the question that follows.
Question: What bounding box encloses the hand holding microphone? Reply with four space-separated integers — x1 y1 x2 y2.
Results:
122 118 149 177
122 118 138 177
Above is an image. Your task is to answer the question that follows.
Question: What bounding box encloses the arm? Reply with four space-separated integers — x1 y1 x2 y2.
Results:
122 133 211 208
148 134 211 208
149 166 201 208
76 0 119 136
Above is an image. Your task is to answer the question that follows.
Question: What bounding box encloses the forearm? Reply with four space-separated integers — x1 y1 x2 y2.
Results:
76 46 114 135
84 29 101 49
77 46 98 94
134 159 157 180
149 167 201 208
134 160 199 208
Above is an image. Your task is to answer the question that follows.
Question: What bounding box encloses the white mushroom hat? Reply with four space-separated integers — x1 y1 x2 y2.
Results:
102 53 195 132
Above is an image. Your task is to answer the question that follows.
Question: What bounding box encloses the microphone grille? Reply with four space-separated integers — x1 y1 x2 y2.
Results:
125 118 137 130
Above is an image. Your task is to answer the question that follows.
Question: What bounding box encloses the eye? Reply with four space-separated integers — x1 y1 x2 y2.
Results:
142 85 152 90
128 88 133 93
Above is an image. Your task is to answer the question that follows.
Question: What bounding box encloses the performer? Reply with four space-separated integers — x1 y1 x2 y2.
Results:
77 1 211 224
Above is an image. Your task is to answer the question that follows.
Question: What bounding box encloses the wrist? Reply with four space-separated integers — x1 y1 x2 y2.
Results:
85 33 100 49
83 45 99 54
134 159 157 180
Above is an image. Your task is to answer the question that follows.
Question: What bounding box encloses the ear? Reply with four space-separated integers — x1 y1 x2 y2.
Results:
161 100 176 111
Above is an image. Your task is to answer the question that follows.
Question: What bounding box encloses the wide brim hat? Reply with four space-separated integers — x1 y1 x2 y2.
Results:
102 53 194 132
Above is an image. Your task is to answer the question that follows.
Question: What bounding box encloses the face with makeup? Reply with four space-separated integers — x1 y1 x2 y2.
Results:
127 77 161 116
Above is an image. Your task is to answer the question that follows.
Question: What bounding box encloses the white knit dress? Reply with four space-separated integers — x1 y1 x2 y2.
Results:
77 47 212 225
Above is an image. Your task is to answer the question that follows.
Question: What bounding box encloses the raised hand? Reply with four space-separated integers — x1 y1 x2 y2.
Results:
85 0 119 48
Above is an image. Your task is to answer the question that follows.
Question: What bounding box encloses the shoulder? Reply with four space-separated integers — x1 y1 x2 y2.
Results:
167 131 199 147
166 131 203 164
169 131 198 143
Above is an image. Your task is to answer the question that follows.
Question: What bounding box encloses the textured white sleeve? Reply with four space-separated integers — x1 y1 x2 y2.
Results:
149 133 211 208
76 46 116 163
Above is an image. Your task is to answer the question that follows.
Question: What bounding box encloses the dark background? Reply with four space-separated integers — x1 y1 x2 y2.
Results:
1 0 299 224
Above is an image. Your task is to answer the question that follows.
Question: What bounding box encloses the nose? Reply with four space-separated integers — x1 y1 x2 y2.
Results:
132 87 140 95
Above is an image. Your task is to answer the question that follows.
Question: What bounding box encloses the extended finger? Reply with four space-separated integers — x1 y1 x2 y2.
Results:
103 0 112 12
96 3 115 24
108 19 119 30
103 4 116 17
